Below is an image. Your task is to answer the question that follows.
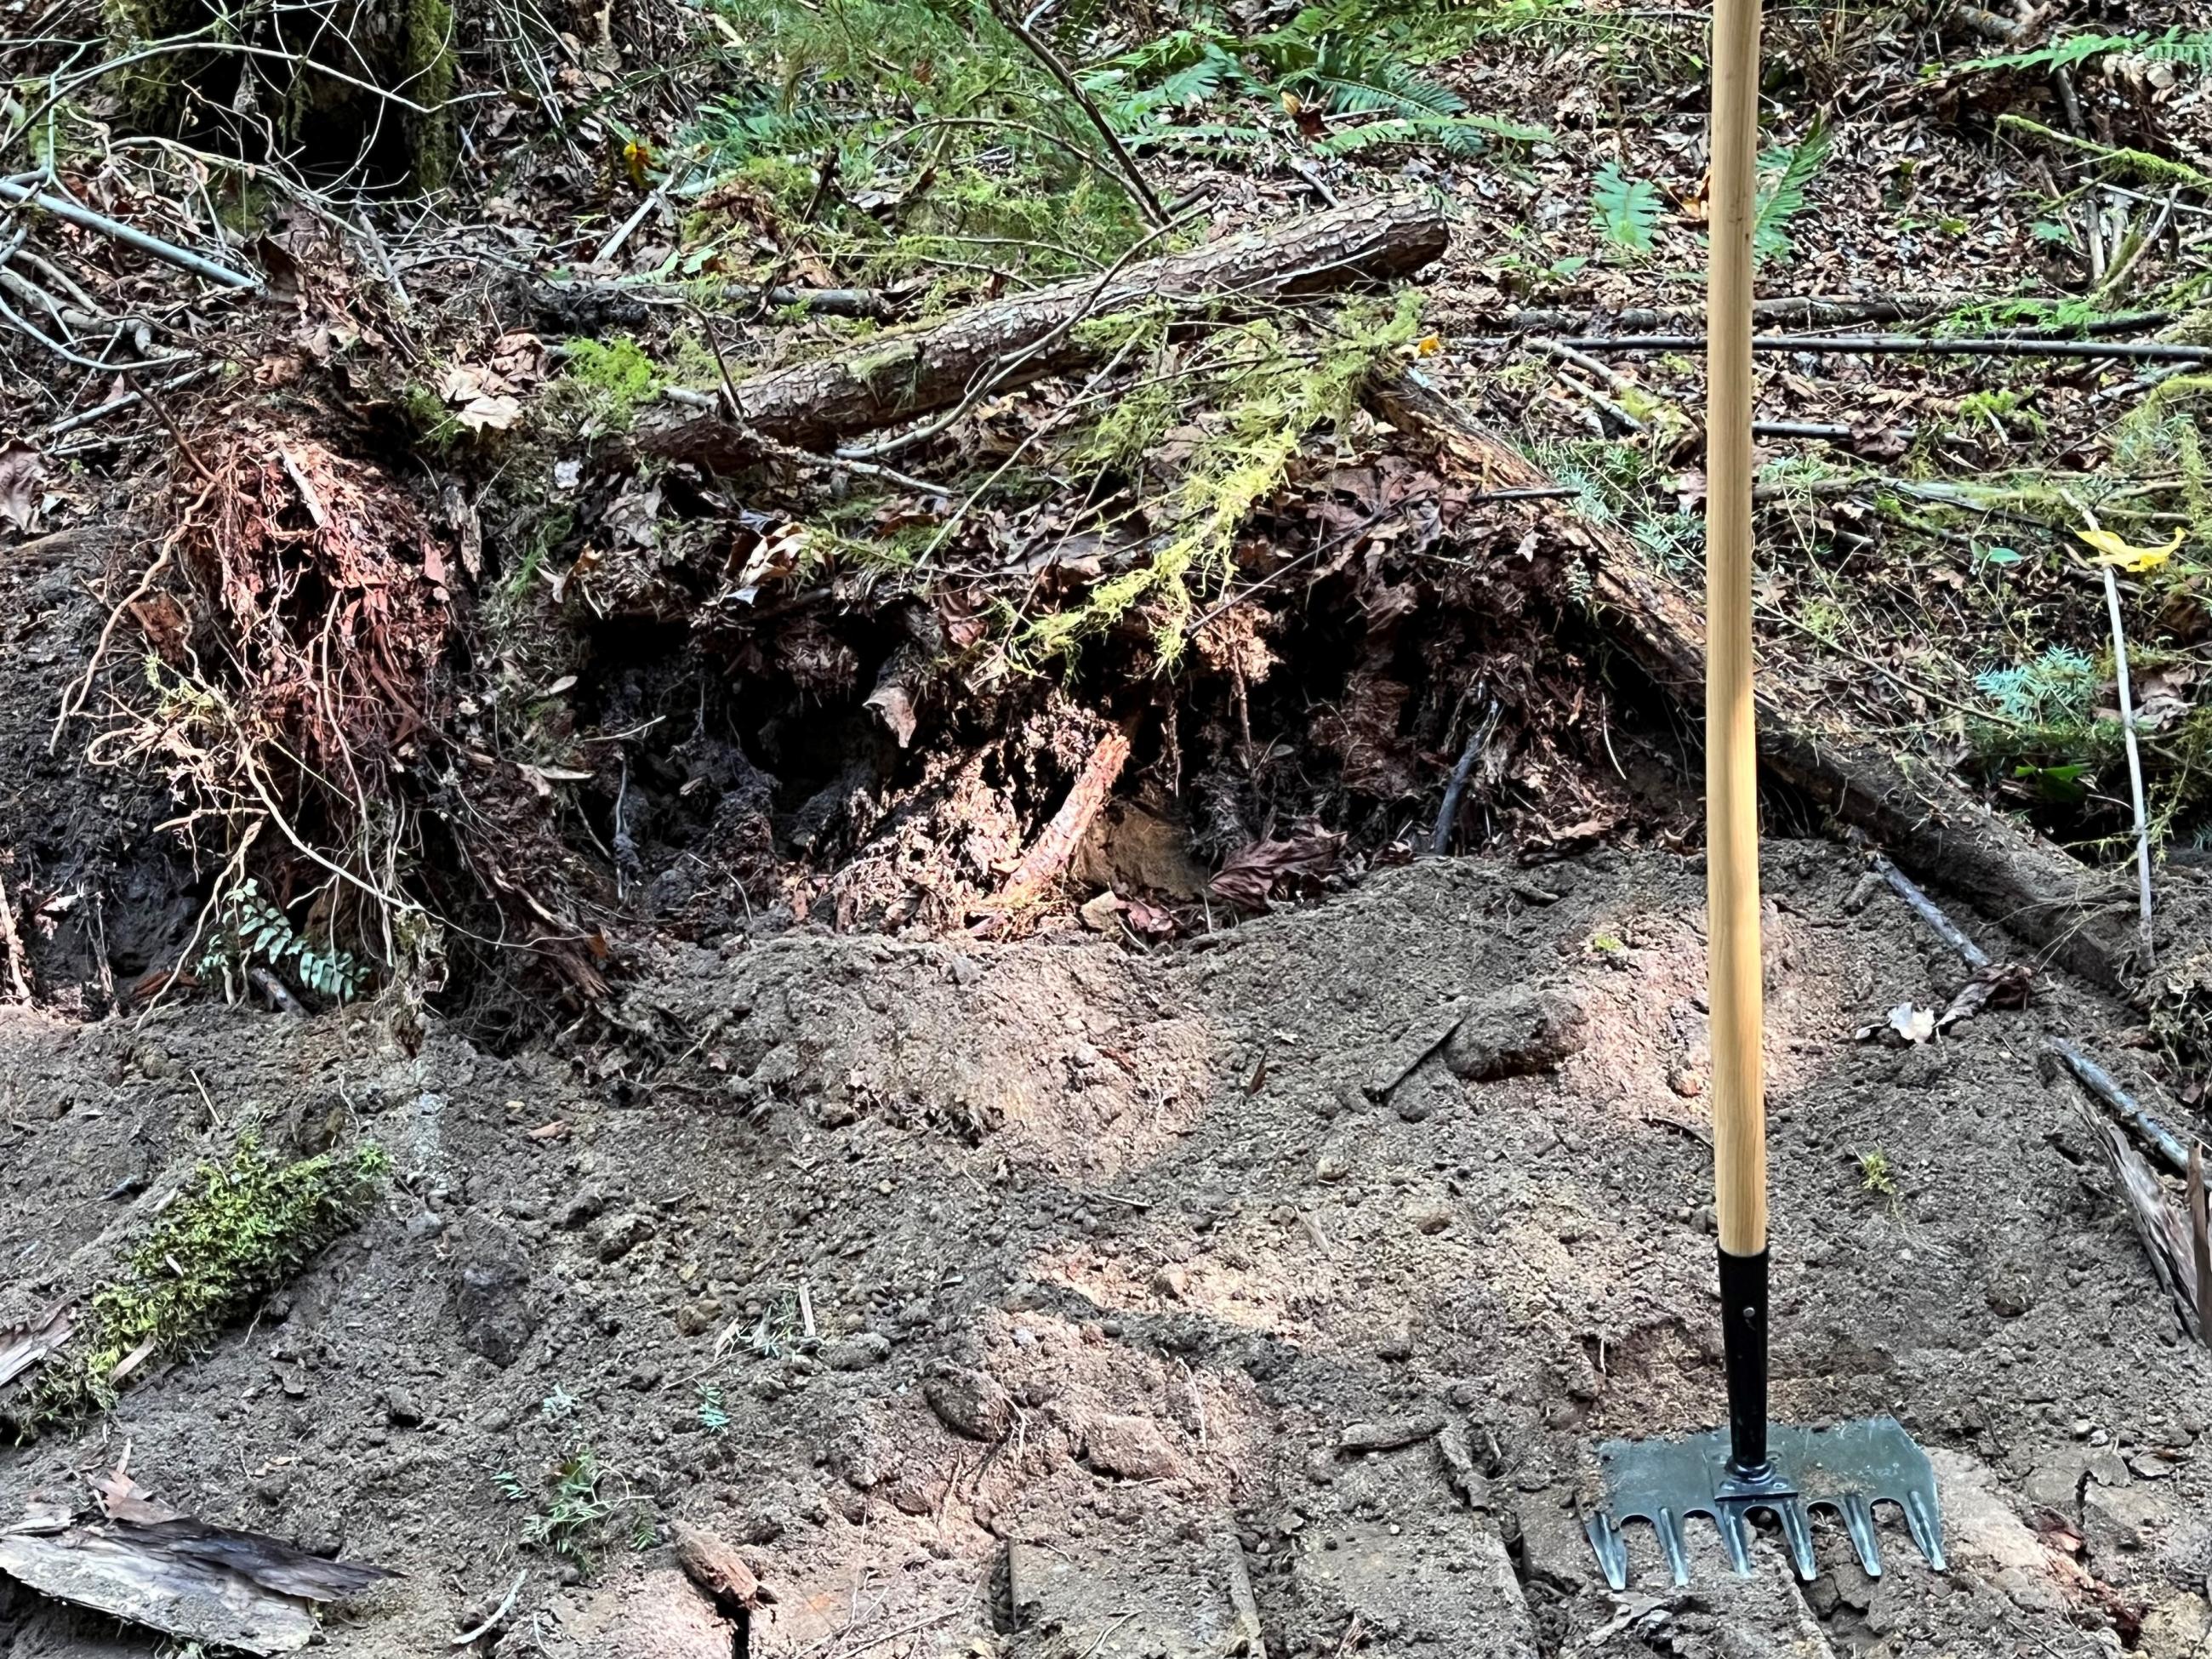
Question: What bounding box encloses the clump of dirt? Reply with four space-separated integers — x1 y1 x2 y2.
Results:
2 842 2206 1656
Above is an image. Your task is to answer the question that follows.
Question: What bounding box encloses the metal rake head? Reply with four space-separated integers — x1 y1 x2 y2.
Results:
1583 1415 1945 1591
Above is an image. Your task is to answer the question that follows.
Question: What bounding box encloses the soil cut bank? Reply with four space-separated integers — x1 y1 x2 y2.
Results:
1 845 2209 1657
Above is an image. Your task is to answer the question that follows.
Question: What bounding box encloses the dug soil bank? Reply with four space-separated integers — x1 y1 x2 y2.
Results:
3 845 2209 1657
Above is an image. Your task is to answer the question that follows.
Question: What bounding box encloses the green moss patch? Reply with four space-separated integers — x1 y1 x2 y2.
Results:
22 1136 386 1425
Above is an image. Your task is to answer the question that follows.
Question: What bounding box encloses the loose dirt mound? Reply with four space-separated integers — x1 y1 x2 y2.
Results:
2 843 2207 1656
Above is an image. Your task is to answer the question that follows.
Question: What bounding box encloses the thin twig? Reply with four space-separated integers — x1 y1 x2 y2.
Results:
2101 560 2157 970
1431 698 1502 855
984 0 1168 227
451 1570 528 1648
0 176 259 290
1558 332 2212 364
2191 1145 2212 1349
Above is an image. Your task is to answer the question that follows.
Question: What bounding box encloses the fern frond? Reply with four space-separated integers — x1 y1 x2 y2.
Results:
1316 111 1551 157
1591 163 1662 252
1260 32 1466 118
1754 117 1831 265
1957 27 2212 74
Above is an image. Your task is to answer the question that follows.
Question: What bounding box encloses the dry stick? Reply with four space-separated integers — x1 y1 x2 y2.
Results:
2096 189 2175 305
984 0 1167 228
0 875 30 1001
1869 852 1990 970
2045 1039 2191 1174
2101 559 2158 971
989 727 1133 909
1430 698 1502 855
0 176 259 290
2192 1145 2212 1348
1557 332 2212 364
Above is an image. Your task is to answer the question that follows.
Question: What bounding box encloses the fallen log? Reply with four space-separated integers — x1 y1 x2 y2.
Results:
1365 369 2161 999
640 197 1448 467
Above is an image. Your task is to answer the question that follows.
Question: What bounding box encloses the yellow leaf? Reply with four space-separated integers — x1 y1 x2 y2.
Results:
2077 525 2186 573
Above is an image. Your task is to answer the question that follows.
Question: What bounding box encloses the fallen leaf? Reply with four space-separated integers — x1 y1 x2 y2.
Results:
2078 525 2186 573
1210 831 1344 911
1888 1001 1936 1045
453 394 522 433
0 439 45 533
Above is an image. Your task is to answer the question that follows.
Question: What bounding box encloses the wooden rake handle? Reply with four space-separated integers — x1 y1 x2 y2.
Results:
1708 0 1766 1260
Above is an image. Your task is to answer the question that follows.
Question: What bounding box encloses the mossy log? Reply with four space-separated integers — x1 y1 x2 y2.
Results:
636 195 1450 465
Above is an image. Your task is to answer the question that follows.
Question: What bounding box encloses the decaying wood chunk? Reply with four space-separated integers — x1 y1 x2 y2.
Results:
0 1467 392 1656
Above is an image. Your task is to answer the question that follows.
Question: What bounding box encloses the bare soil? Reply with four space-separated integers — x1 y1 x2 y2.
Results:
4 841 2209 1657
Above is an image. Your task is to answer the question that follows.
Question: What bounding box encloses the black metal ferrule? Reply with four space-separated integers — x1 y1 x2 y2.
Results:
1718 1246 1770 1479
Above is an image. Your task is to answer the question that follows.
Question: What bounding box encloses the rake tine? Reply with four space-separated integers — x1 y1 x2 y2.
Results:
1776 1498 1817 1582
1839 1493 1884 1579
1714 1502 1754 1576
1655 1509 1691 1588
1902 1490 1947 1572
1584 1513 1629 1593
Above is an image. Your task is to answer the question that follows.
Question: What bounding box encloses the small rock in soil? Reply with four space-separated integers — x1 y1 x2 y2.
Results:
449 1232 539 1368
821 1332 891 1371
924 1364 1013 1440
560 1185 609 1229
1337 1414 1444 1454
1082 1413 1177 1479
1443 987 1589 1081
596 1211 656 1262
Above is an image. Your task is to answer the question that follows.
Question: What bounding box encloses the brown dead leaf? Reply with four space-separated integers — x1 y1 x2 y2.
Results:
1209 830 1344 911
0 439 44 533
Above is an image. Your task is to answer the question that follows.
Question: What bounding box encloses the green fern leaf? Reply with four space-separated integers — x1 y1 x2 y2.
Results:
1591 162 1662 252
1753 117 1831 265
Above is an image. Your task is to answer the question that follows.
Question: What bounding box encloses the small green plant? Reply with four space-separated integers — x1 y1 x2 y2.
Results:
197 876 367 1003
1953 388 2048 441
696 1382 729 1434
502 1443 615 1571
1856 1147 1899 1198
23 1137 386 1422
1753 117 1831 265
1591 163 1662 252
1975 647 2099 727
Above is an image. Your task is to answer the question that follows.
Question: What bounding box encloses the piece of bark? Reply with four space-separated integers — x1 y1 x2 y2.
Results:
0 1302 71 1388
640 197 1447 464
990 729 1134 909
2070 1089 2202 1340
671 1519 770 1613
0 1526 317 1656
0 1470 390 1659
1365 370 2148 998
